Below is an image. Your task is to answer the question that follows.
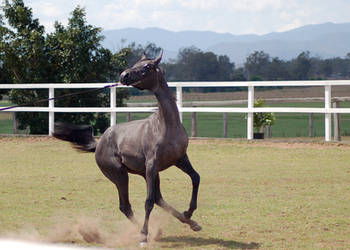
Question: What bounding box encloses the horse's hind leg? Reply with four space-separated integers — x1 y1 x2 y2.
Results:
175 154 200 220
154 173 202 232
98 162 137 224
113 168 138 224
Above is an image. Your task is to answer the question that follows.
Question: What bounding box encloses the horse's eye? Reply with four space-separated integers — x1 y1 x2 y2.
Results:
143 64 151 70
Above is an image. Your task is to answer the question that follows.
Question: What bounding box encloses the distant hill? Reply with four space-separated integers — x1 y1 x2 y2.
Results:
101 22 350 64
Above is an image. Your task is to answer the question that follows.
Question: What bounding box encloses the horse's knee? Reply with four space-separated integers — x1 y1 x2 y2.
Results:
145 198 154 212
192 172 200 187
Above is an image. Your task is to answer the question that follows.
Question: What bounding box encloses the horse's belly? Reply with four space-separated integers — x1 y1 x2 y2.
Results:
121 152 146 174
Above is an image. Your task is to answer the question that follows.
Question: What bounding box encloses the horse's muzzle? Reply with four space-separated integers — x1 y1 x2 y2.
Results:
119 71 131 85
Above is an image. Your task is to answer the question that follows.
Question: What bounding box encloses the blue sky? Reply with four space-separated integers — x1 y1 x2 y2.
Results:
22 0 350 34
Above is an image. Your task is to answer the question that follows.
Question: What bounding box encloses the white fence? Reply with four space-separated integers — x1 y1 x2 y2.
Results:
1 80 350 141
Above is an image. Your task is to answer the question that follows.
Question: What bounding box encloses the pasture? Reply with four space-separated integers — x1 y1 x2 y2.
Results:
3 106 350 138
3 85 350 138
1 137 350 249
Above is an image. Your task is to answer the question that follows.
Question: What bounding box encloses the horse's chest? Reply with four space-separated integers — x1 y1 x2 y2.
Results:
156 136 188 170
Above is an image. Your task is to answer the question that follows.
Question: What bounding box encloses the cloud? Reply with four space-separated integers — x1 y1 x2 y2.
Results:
21 0 350 35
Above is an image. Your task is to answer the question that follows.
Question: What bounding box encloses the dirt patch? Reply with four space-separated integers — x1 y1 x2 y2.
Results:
0 136 56 143
189 137 350 149
247 141 350 149
130 85 350 102
1 213 169 249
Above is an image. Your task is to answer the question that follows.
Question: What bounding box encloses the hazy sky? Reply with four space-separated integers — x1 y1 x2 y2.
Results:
21 0 350 35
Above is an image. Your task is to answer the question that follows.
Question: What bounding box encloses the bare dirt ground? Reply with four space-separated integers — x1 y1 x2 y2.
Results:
130 86 350 102
189 137 350 149
1 214 165 249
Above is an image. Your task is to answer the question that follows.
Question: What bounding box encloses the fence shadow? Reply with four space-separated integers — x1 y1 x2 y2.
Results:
159 236 260 249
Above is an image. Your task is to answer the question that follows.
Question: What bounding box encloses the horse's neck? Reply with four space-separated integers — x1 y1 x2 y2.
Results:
154 79 182 130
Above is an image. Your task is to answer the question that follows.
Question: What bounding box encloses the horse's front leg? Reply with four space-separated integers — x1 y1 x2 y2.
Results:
154 173 202 232
176 154 200 222
140 161 157 246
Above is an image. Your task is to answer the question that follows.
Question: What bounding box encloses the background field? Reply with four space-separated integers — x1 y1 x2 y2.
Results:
2 86 350 138
1 137 350 249
0 109 339 138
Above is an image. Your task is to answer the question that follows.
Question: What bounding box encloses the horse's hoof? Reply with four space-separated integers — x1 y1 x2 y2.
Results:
139 241 147 248
190 221 202 232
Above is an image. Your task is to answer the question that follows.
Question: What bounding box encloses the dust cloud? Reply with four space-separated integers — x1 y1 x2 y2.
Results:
1 213 170 248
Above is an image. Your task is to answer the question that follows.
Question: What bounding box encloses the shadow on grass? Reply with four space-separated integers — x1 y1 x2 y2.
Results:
159 236 260 249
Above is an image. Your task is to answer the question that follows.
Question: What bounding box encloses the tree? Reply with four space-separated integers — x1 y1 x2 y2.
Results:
164 46 234 82
3 0 51 134
3 0 49 83
293 51 312 80
46 6 129 134
218 55 235 80
1 2 129 134
329 56 350 78
244 51 270 80
266 57 291 80
122 42 162 67
0 13 11 98
46 7 112 83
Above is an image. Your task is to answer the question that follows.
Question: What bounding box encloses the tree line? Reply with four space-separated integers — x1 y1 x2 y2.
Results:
162 48 350 84
1 0 350 134
0 0 132 134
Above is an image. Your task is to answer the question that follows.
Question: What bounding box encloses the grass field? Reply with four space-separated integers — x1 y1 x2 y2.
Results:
0 137 350 249
3 87 350 138
2 98 350 138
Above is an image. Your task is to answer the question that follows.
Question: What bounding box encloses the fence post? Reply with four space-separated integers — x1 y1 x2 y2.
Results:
12 112 18 134
324 85 332 142
48 87 54 136
176 85 183 123
127 113 132 122
191 112 197 137
110 86 117 127
223 113 228 138
247 85 254 140
267 125 271 138
333 101 341 141
309 113 313 137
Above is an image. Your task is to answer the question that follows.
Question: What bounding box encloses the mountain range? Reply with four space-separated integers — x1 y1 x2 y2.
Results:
101 22 350 64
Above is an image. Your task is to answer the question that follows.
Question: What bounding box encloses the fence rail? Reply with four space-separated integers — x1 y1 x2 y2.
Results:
1 80 350 141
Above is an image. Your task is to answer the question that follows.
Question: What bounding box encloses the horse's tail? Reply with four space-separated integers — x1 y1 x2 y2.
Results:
53 122 97 153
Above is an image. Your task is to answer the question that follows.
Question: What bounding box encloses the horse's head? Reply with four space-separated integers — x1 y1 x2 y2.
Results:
120 51 163 91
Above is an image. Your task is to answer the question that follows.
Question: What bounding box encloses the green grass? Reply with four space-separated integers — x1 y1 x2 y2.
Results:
1 138 350 249
2 100 350 138
0 101 15 134
0 100 12 107
0 111 16 134
116 110 350 139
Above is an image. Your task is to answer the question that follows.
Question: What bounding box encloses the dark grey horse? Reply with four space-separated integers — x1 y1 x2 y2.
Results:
53 52 201 246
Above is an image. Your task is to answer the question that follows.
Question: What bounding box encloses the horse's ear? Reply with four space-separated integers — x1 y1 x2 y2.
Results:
141 52 147 60
154 50 163 65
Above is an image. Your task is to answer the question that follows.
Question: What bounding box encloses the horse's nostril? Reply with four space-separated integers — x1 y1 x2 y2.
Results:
121 72 129 79
120 72 130 84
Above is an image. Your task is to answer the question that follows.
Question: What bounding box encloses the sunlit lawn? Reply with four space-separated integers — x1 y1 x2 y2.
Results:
1 137 350 249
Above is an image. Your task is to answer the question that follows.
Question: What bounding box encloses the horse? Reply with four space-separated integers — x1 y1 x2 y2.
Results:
53 51 201 246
